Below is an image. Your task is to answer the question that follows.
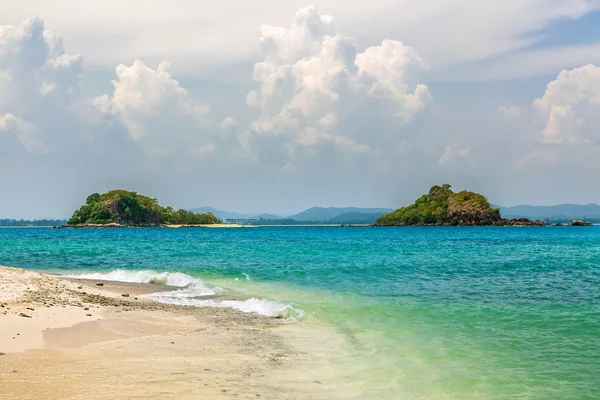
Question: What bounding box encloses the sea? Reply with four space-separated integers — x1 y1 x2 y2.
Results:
1 226 598 399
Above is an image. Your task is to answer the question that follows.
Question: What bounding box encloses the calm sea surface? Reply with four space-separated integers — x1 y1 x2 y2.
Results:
1 226 599 399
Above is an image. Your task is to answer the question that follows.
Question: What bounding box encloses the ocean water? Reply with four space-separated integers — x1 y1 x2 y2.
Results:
1 226 599 399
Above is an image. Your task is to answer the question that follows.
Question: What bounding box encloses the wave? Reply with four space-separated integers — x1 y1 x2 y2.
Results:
62 269 213 291
61 269 302 319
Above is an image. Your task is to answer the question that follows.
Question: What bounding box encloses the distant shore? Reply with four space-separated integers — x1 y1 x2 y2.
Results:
0 265 354 399
53 223 251 229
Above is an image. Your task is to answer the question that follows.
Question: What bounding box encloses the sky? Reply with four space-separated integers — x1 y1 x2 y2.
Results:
2 1 600 218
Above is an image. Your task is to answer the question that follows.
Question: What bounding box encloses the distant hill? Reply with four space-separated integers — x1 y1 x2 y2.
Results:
289 207 394 222
189 206 393 223
498 204 600 220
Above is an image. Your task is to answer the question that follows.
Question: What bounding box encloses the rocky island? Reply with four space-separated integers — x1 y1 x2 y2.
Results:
65 190 220 227
376 184 546 226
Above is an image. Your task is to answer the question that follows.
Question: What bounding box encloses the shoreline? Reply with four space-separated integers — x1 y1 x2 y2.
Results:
53 223 250 229
0 265 357 399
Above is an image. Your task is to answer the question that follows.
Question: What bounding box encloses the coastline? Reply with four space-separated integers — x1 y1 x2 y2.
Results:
0 266 356 399
53 223 250 229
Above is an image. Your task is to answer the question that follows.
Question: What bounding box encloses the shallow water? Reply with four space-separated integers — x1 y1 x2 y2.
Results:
1 226 599 399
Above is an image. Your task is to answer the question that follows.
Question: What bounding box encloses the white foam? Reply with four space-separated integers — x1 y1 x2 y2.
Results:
62 269 212 290
62 270 303 319
144 294 303 319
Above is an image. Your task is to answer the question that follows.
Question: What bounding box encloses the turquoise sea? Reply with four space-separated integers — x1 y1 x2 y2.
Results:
1 226 599 399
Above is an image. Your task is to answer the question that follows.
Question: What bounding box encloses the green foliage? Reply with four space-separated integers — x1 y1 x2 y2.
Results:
68 190 220 226
165 209 220 225
376 184 502 226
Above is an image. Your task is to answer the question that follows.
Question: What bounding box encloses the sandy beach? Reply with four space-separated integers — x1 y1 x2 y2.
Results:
0 266 356 400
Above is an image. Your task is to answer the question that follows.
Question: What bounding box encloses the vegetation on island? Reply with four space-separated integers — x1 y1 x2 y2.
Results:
376 184 545 226
67 190 220 226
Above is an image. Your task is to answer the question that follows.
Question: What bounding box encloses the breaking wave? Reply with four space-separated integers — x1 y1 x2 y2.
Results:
61 269 303 319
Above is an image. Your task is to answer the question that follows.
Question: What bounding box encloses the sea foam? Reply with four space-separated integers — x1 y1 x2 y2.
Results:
62 270 302 319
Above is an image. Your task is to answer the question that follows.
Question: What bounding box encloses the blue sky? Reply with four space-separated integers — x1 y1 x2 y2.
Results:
1 1 600 218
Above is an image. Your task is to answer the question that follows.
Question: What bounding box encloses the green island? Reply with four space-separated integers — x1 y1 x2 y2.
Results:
376 184 546 226
66 190 220 227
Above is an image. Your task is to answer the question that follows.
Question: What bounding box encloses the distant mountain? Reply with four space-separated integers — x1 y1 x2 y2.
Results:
498 204 600 220
329 212 387 224
255 214 285 220
289 207 394 222
188 207 255 219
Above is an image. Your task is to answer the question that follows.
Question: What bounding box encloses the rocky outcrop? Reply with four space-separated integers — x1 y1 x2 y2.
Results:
376 185 547 227
569 220 593 226
496 218 547 227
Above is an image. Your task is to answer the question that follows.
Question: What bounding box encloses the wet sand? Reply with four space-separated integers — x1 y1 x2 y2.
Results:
0 266 357 400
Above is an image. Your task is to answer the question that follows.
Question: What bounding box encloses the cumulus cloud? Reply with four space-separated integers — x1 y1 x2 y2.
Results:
0 17 230 218
95 61 212 151
534 64 600 145
0 113 47 154
437 144 472 166
245 5 431 167
0 17 83 154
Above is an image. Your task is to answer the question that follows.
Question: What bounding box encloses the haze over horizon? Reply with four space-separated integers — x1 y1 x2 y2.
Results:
2 1 600 219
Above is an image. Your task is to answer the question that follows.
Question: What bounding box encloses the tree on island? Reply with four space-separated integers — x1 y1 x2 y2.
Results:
376 184 545 226
68 190 220 226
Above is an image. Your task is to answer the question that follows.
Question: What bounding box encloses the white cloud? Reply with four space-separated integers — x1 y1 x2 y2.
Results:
356 40 431 123
95 60 211 141
0 17 83 153
498 106 522 118
245 5 430 166
220 117 236 130
534 64 600 145
193 144 216 154
437 144 472 166
2 0 599 81
0 113 18 131
0 113 47 154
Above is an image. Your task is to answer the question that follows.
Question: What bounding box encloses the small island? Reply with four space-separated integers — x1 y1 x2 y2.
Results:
376 184 546 226
65 190 220 227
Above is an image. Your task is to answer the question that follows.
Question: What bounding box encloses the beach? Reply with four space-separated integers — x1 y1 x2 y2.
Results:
0 266 354 400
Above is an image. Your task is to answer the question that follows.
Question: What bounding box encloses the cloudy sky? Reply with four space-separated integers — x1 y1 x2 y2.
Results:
2 1 600 218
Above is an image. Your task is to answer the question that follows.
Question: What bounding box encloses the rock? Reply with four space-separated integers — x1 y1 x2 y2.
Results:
26 307 35 311
86 314 92 316
19 313 32 318
96 283 104 286
84 307 89 311
121 293 130 297
569 220 593 226
552 223 564 227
